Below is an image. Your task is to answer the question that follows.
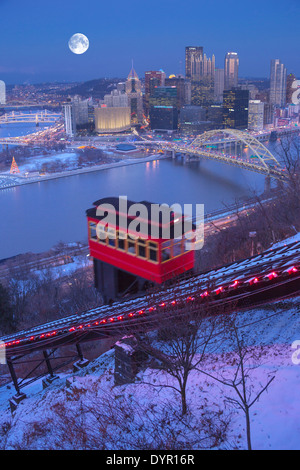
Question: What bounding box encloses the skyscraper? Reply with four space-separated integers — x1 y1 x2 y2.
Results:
185 46 203 80
144 70 165 115
248 100 265 131
125 64 143 124
165 76 186 109
214 68 225 103
185 46 215 107
63 95 90 136
270 59 287 107
0 80 6 105
224 52 239 90
149 86 178 131
286 73 296 104
223 88 249 130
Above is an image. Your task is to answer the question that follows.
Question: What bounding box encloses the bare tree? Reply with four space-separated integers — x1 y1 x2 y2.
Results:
197 317 276 450
136 301 232 416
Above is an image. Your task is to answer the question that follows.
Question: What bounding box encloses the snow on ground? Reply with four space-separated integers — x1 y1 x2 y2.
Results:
0 297 299 450
4 152 80 174
272 232 300 249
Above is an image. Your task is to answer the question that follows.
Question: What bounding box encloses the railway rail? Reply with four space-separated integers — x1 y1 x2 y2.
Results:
1 239 300 358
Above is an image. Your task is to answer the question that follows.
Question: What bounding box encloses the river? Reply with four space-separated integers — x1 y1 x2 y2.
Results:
0 122 274 260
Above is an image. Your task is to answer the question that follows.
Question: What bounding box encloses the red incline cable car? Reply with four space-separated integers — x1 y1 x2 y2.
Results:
86 197 196 303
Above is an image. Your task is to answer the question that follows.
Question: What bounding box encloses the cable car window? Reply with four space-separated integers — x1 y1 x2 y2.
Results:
137 239 147 258
148 241 158 262
89 222 97 241
117 231 126 251
173 238 183 257
107 227 116 248
127 236 136 255
162 240 171 262
96 224 107 243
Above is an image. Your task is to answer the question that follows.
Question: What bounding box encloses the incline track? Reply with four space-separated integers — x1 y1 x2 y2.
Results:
1 239 300 358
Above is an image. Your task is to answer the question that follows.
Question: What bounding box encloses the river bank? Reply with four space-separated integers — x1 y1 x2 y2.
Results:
0 152 167 190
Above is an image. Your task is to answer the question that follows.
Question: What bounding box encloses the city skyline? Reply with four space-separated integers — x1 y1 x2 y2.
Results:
0 0 299 84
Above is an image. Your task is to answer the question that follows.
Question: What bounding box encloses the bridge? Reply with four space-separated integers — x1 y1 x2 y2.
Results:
160 129 287 179
134 128 298 179
0 110 62 125
1 238 300 405
0 123 66 147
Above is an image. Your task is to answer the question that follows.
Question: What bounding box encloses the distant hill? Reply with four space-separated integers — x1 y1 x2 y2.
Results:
62 78 125 100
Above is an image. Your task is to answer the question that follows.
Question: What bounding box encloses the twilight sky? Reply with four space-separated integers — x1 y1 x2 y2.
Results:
0 0 299 84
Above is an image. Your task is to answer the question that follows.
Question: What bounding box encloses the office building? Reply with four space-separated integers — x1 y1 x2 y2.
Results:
94 107 131 133
263 103 274 127
286 73 297 104
185 46 203 80
149 86 178 108
103 89 129 108
144 70 165 114
125 65 143 124
206 104 224 129
191 76 214 107
224 52 239 90
149 106 178 132
214 68 224 103
248 100 265 131
185 46 215 107
63 96 90 136
270 59 287 107
179 105 209 134
223 88 249 129
165 76 186 109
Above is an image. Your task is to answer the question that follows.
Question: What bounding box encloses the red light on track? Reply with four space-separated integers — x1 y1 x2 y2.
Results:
118 316 123 320
69 327 75 332
148 307 155 312
216 287 223 294
109 318 114 322
267 272 278 280
288 266 298 274
128 313 134 318
171 300 176 305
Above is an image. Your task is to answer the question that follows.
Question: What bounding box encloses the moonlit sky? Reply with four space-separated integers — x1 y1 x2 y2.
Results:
0 0 299 84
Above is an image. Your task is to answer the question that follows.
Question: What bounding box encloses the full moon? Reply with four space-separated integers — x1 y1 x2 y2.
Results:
68 33 89 55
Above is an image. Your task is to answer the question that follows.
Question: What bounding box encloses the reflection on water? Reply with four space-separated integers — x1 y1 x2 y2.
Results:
0 156 268 260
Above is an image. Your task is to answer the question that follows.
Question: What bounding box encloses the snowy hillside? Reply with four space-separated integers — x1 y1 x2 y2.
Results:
0 295 299 450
